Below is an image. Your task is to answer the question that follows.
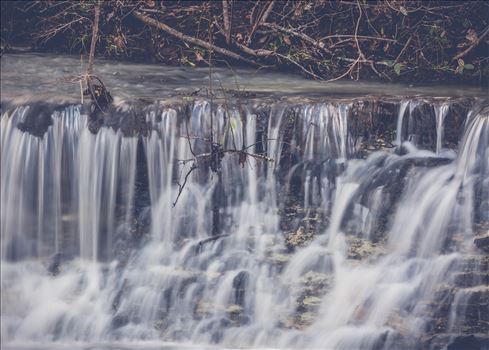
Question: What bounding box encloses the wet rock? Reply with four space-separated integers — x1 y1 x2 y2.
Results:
285 226 314 251
444 98 474 148
268 253 291 267
302 296 322 307
347 237 385 260
111 314 129 329
474 234 489 253
408 102 438 151
233 271 249 306
453 272 489 288
16 103 58 137
226 304 249 325
47 252 69 276
350 100 398 157
301 271 332 294
295 311 316 328
447 335 481 350
293 272 332 329
112 279 128 312
194 301 213 319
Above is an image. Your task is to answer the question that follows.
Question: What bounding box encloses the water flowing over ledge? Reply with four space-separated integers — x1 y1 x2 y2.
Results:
1 54 489 350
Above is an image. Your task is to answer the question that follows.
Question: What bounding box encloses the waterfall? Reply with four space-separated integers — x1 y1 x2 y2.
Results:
395 100 409 148
1 98 488 349
435 102 450 154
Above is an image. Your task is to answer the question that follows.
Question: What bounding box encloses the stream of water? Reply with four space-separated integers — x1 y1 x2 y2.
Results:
1 54 488 350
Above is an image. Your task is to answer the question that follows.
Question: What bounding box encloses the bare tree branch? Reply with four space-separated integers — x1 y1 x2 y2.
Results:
453 26 489 60
133 10 258 65
222 0 231 45
87 0 100 75
247 1 275 45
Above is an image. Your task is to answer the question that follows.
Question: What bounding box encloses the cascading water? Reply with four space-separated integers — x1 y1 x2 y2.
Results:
1 91 488 350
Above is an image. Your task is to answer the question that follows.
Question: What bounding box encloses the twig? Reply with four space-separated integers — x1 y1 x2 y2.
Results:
394 36 412 64
173 163 198 207
275 53 322 79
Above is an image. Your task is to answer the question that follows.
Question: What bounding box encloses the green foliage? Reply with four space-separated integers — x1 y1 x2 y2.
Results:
394 63 403 76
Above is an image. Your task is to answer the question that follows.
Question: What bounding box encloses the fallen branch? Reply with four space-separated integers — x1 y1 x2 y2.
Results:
275 52 322 79
133 11 257 65
216 22 274 57
262 22 334 55
453 26 489 60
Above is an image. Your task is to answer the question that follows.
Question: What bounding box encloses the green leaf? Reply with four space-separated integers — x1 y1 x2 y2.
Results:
382 60 395 67
394 63 403 75
464 64 475 70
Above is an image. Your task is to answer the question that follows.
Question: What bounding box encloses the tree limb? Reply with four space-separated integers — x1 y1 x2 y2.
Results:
262 22 334 55
87 0 100 75
133 11 258 65
222 0 231 45
453 26 489 61
247 1 275 44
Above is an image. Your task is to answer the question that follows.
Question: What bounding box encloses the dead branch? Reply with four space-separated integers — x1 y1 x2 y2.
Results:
275 53 322 80
222 0 231 45
262 22 333 55
453 26 489 60
87 0 101 75
173 163 198 207
133 10 258 65
248 1 275 45
394 37 413 64
215 22 274 57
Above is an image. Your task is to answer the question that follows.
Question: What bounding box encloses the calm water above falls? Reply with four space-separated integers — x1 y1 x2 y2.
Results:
1 54 488 350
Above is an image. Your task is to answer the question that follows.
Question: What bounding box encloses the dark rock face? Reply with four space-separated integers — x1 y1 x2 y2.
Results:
447 335 482 350
349 100 398 154
16 103 57 137
232 271 249 307
86 102 151 136
444 98 474 148
111 314 130 329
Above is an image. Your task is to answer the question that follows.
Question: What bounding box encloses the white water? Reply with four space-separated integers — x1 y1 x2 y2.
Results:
1 99 488 349
435 102 450 154
395 100 409 148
